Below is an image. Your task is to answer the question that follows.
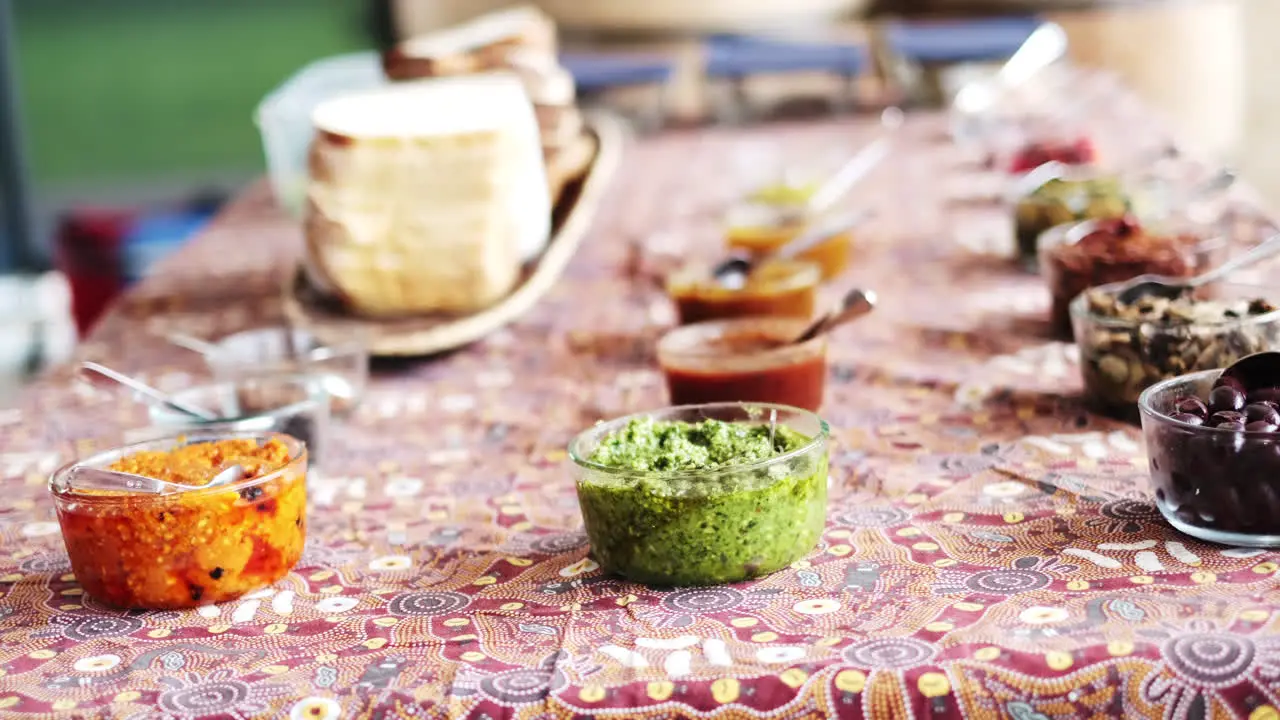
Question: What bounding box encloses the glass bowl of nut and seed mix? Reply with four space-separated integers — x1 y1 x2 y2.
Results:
1071 283 1280 421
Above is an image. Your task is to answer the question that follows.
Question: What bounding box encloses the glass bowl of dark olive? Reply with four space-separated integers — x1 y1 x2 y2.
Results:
1072 284 1280 421
568 402 829 587
1139 368 1280 546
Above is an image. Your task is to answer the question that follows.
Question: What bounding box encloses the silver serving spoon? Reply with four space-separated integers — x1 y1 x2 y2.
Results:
1194 168 1239 198
794 288 877 344
167 332 220 356
802 107 903 221
66 463 246 496
1114 232 1280 304
80 361 219 421
953 22 1068 116
1218 352 1280 399
713 209 871 288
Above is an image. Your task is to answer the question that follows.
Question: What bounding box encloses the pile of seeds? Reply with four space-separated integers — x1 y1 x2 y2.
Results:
1077 291 1279 416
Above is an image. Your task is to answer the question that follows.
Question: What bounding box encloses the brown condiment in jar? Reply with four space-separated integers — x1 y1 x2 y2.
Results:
657 317 826 411
666 259 820 326
1041 218 1195 338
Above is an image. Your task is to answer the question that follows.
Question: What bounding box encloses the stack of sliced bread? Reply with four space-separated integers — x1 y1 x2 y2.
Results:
382 5 594 204
303 74 551 317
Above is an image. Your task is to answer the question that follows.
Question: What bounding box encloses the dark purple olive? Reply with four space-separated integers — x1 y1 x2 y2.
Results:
1216 420 1248 432
1246 403 1280 425
1174 396 1209 418
1209 385 1247 414
1250 387 1280 405
1215 375 1247 394
1247 421 1280 433
1171 412 1205 426
1211 411 1246 425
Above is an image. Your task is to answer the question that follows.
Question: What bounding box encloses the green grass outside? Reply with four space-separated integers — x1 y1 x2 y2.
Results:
14 0 370 186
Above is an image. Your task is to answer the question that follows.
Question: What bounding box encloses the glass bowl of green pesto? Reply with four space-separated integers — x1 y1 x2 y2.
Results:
568 402 829 587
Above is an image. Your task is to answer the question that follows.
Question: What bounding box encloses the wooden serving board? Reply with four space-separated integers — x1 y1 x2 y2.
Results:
282 112 627 357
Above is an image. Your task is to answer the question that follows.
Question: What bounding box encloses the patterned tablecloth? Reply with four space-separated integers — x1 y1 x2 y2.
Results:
2 74 1280 720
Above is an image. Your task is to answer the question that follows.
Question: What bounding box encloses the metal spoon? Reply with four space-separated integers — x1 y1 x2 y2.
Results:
80 361 219 421
1193 168 1239 198
1114 232 1280 304
802 107 903 221
713 209 871 288
953 22 1068 116
1218 352 1280 399
793 288 877 344
167 332 220 356
66 463 246 496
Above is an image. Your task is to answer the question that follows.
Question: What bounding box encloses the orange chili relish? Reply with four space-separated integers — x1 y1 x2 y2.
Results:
53 437 306 610
108 437 292 486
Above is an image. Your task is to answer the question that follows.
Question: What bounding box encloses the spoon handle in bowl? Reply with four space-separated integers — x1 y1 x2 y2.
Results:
80 362 219 421
167 332 219 356
774 210 870 262
997 22 1068 88
1191 231 1280 289
63 466 171 495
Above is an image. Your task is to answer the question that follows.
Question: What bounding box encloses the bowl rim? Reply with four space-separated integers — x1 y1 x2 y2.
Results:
1137 367 1280 435
149 374 327 425
1069 279 1280 330
49 431 307 502
567 401 829 480
665 258 822 298
656 316 827 367
208 325 367 365
1008 161 1121 204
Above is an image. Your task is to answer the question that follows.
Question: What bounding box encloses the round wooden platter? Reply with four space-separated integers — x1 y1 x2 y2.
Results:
282 111 627 357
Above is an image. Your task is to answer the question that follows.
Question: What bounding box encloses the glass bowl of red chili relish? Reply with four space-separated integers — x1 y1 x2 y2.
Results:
48 432 307 610
657 316 826 412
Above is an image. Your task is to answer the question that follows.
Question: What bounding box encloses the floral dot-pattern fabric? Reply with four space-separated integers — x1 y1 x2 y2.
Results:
2 72 1280 719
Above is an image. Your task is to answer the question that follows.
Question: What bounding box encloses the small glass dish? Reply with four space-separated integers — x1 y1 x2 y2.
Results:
49 431 308 609
144 375 331 470
1073 283 1280 421
203 327 367 418
1040 217 1228 339
568 402 829 587
1140 370 1280 546
657 317 827 412
1011 163 1131 270
665 259 820 326
722 203 853 280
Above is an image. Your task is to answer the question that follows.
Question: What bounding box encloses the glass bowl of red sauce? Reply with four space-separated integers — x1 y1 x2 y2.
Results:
657 316 826 412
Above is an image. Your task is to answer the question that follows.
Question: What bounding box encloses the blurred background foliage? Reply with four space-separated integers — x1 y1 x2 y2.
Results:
15 0 376 188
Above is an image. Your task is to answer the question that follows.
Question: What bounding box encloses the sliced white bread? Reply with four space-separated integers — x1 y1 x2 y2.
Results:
304 74 551 317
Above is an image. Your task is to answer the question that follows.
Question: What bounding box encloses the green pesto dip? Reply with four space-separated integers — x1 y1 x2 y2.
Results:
578 417 827 586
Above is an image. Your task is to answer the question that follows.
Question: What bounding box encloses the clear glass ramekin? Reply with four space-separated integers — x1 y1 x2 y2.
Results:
1075 282 1280 420
568 402 828 586
49 431 307 609
1140 370 1280 546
